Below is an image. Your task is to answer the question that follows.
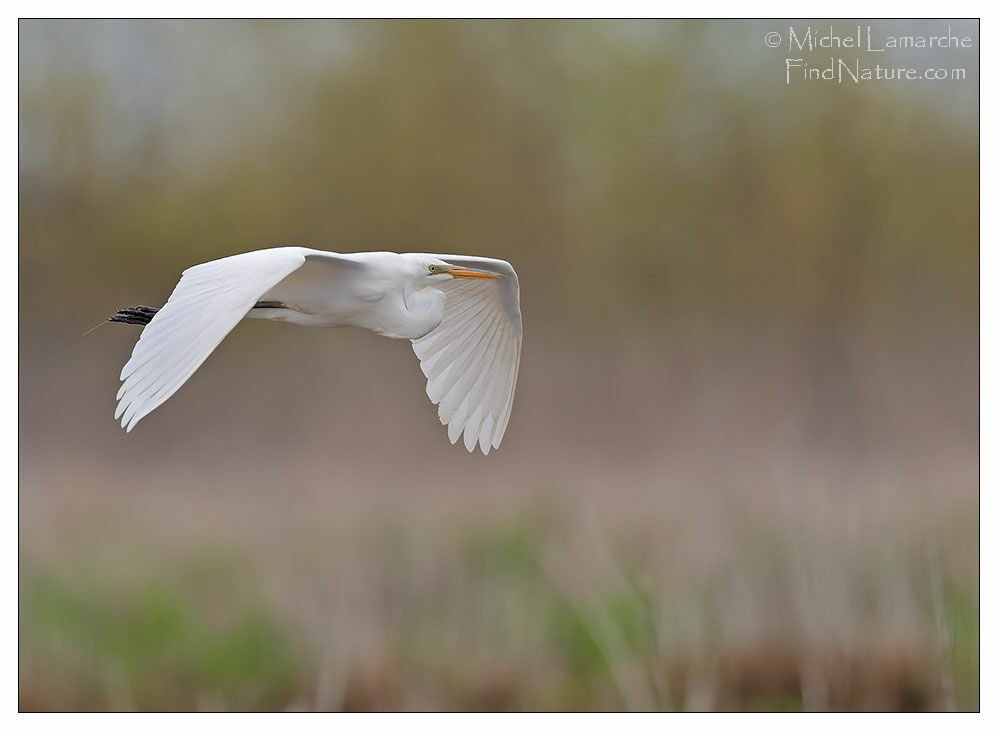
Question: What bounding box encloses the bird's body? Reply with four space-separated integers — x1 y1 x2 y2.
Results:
111 247 522 454
245 250 447 338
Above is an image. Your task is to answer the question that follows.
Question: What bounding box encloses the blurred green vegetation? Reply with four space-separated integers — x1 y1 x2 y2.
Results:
938 576 979 710
19 515 979 711
22 564 303 711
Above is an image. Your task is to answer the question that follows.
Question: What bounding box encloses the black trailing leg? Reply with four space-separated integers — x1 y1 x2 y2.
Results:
108 301 287 327
108 305 160 326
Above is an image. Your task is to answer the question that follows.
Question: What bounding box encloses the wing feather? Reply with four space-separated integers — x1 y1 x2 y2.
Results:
475 332 512 450
436 317 500 412
115 247 311 431
420 298 494 375
410 255 522 455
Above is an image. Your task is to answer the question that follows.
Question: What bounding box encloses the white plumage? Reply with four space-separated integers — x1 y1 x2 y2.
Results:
113 247 522 454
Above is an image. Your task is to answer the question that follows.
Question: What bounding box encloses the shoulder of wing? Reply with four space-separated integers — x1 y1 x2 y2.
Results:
420 254 521 330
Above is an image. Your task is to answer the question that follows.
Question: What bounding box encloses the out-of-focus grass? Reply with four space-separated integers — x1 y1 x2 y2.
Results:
939 578 979 710
21 563 303 711
19 501 978 711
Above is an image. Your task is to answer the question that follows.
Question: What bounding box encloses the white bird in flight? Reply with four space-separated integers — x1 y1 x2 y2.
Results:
109 247 522 454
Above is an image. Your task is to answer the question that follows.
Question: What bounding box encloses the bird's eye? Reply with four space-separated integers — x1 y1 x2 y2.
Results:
428 265 437 273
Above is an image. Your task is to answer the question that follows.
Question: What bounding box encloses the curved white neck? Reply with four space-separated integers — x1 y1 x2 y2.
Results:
398 283 446 339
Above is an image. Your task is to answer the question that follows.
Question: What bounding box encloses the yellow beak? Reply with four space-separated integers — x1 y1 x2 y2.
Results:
448 266 504 279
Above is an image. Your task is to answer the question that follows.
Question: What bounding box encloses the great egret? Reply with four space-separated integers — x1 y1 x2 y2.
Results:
109 247 522 454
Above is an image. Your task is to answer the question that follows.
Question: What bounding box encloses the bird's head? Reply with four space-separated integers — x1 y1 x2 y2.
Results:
415 257 505 282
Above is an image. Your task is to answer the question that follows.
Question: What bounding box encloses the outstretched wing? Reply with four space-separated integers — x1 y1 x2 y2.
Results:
411 255 522 455
115 247 313 431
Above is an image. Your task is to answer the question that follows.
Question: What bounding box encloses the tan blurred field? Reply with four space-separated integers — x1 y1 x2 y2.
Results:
19 20 978 711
